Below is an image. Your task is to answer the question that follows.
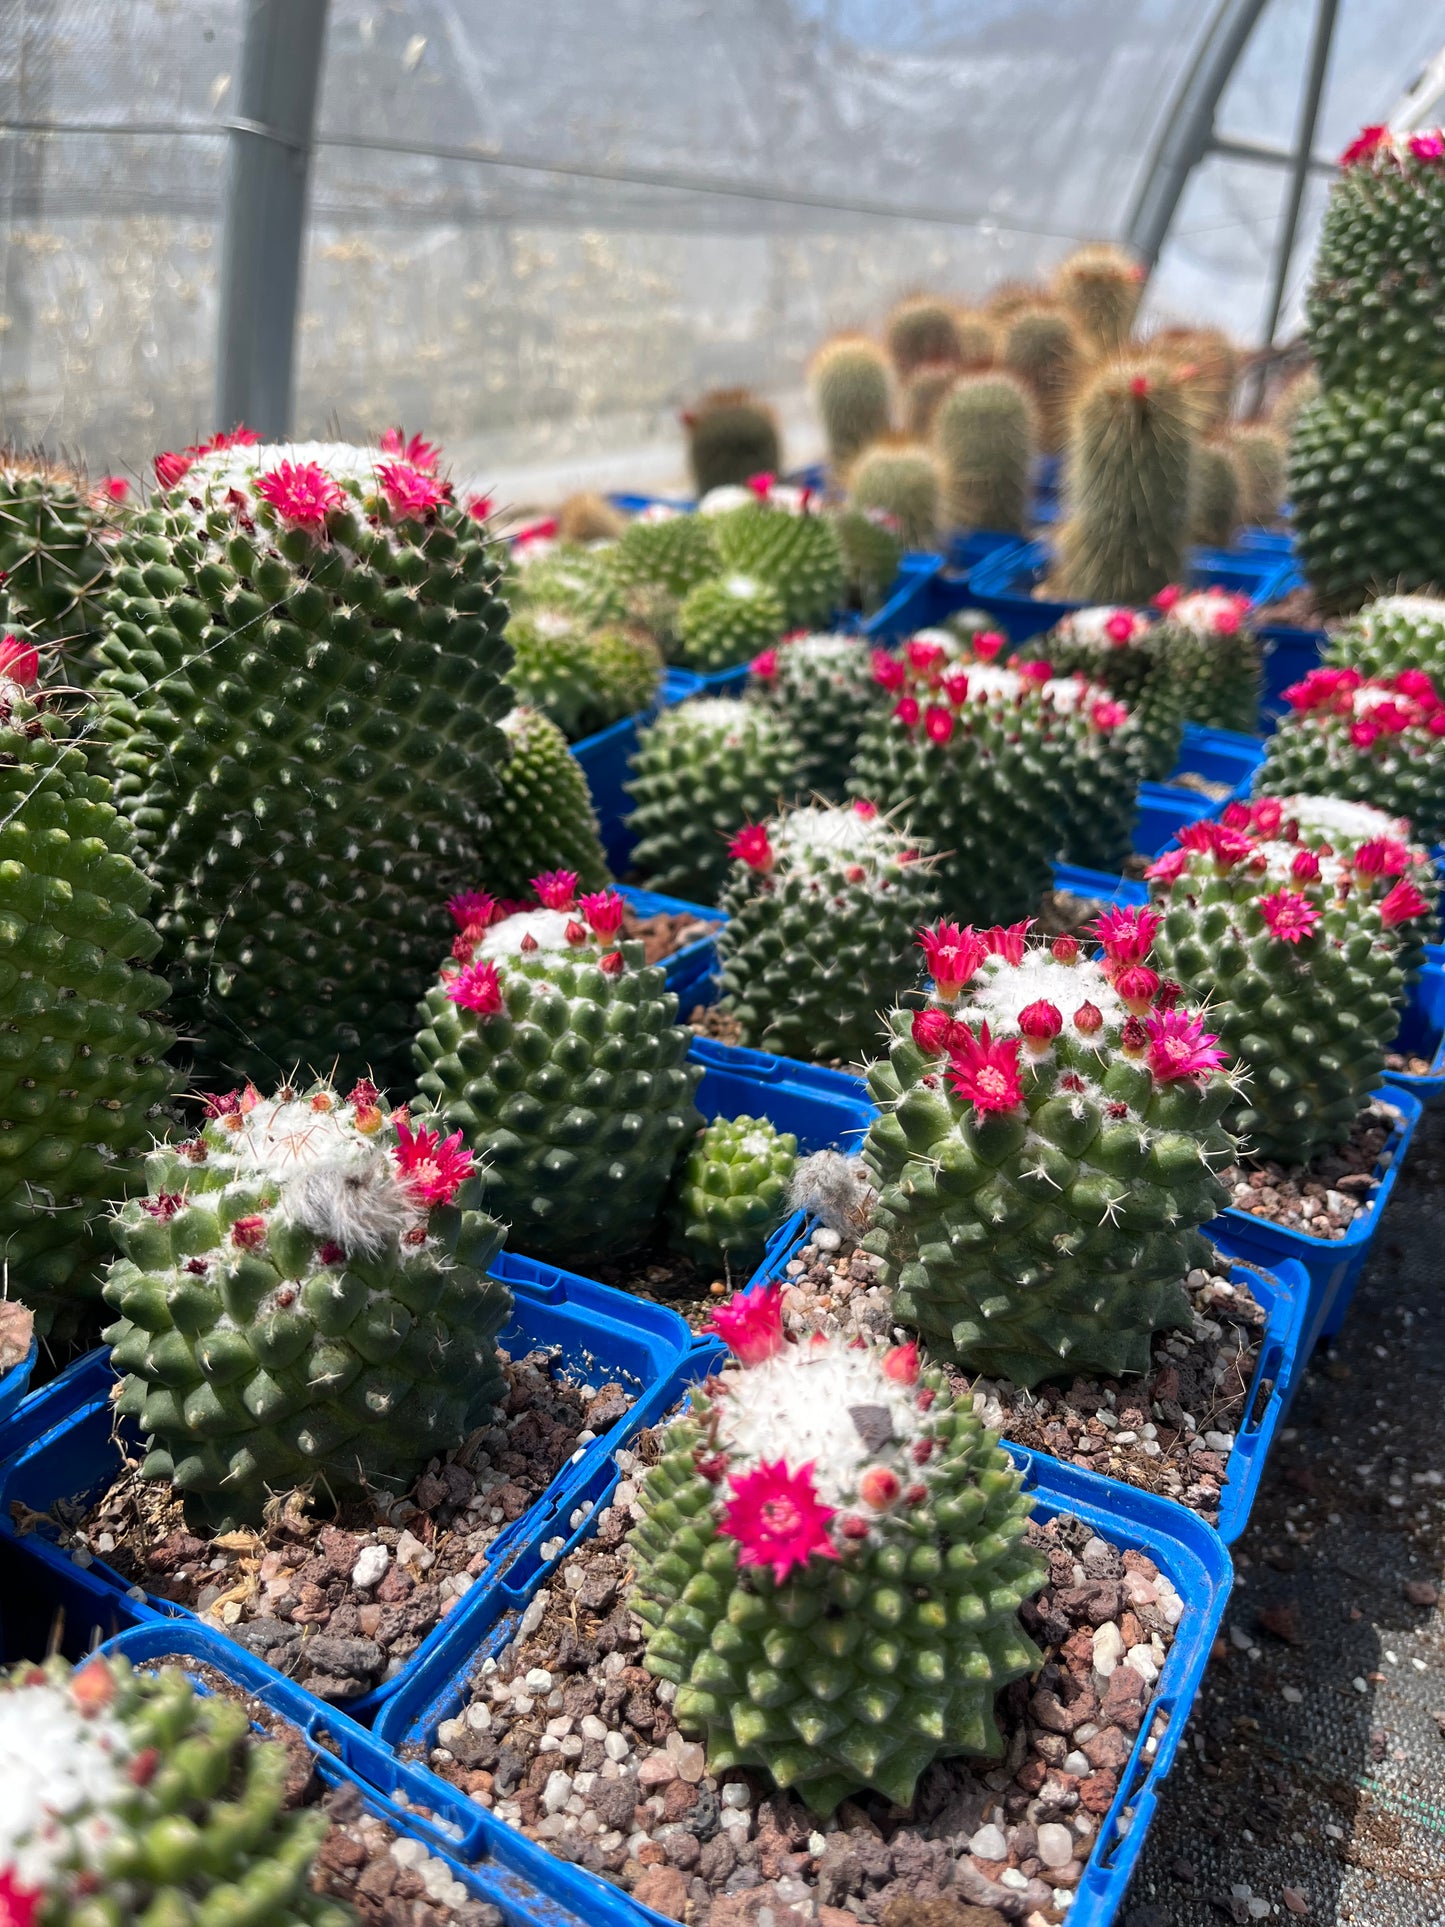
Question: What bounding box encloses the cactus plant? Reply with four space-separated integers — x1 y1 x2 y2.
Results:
1051 242 1144 355
1254 664 1445 842
1045 604 1187 780
675 572 786 672
607 508 721 602
1187 438 1242 548
748 632 882 799
93 438 513 1088
666 1115 798 1270
863 914 1236 1384
709 489 847 630
1152 586 1261 734
506 609 662 740
682 389 782 497
104 1076 510 1528
845 440 941 550
1146 813 1415 1163
1053 362 1195 606
0 634 174 1339
1325 593 1445 681
899 362 960 439
716 801 939 1064
932 373 1036 534
1225 422 1287 526
414 879 703 1265
809 336 893 473
515 540 671 642
628 1295 1042 1812
0 1654 355 1927
832 507 904 613
627 696 805 901
1000 303 1085 455
480 707 610 900
1050 679 1147 878
884 296 966 378
0 453 114 658
1154 326 1240 435
555 491 628 543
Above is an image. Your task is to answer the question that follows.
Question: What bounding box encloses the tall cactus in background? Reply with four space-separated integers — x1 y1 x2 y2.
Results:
682 389 782 496
1051 242 1144 355
933 373 1036 534
846 439 941 549
1000 303 1085 455
1154 326 1240 434
899 363 960 438
1226 422 1287 526
809 336 893 474
1187 438 1242 548
884 295 967 376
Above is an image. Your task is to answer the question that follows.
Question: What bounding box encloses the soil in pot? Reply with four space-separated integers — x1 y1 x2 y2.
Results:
1222 1099 1398 1240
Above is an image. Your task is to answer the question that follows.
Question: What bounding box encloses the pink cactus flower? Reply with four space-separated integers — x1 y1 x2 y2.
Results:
872 649 906 692
1091 903 1161 967
1222 801 1252 831
230 1214 267 1249
447 888 497 931
377 460 447 520
918 922 987 999
729 823 775 873
941 671 970 704
745 472 776 498
1380 878 1431 928
1353 839 1412 878
1018 1000 1063 1044
924 704 954 745
911 1008 955 1055
703 1280 786 1364
1073 1002 1104 1034
981 919 1035 964
466 495 494 521
1409 130 1445 161
905 638 947 677
1091 698 1128 731
99 475 131 503
531 870 579 910
578 889 626 939
1393 668 1438 703
852 799 879 819
154 449 193 490
751 647 779 681
973 630 1005 662
882 1338 920 1384
254 460 344 531
1350 719 1381 749
1114 964 1161 1011
1145 848 1189 884
393 1115 475 1206
447 957 504 1015
894 696 921 727
947 1022 1025 1114
1153 584 1183 612
1258 889 1321 944
1341 124 1388 165
1017 658 1052 685
1103 610 1138 644
1145 1008 1228 1083
1051 935 1080 963
1290 849 1322 883
0 634 38 687
379 427 442 472
1251 797 1284 836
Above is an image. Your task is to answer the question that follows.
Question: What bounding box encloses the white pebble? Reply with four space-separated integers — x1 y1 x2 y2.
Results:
541 1770 574 1815
814 1227 842 1252
1037 1822 1074 1869
614 1481 638 1507
395 1529 434 1572
603 1733 630 1763
350 1544 390 1590
390 1838 426 1870
969 1823 1007 1861
1125 1645 1159 1686
1281 1686 1303 1704
519 1596 547 1638
466 1702 491 1733
525 1668 554 1694
1064 1751 1090 1777
719 1806 750 1832
999 1868 1029 1891
580 1715 609 1742
1091 1622 1124 1677
721 1783 752 1809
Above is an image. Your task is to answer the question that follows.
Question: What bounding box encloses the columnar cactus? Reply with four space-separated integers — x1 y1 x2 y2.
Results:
0 455 115 657
629 1290 1042 1812
899 364 960 439
627 696 805 902
666 1115 798 1270
1153 585 1261 734
863 915 1235 1384
808 336 893 474
1051 242 1144 355
716 801 939 1064
0 1655 354 1927
1045 604 1187 780
1187 439 1242 548
1000 303 1085 455
845 441 941 550
748 632 881 798
1325 593 1445 681
1154 326 1240 435
507 608 662 739
682 389 782 497
884 296 968 377
932 373 1036 534
1053 362 1194 606
1255 665 1445 843
104 1076 511 1528
675 571 786 671
0 635 174 1338
413 879 703 1264
1146 812 1416 1162
709 488 846 631
94 436 513 1087
481 707 610 900
1226 422 1287 526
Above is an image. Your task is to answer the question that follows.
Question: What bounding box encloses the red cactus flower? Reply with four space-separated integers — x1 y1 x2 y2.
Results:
1051 935 1080 963
1091 698 1128 731
703 1280 786 1364
1222 801 1252 831
1380 878 1432 928
1251 797 1284 836
231 1214 267 1249
1258 889 1321 944
1153 584 1183 612
565 919 588 945
1393 668 1438 703
1210 825 1255 869
853 799 878 820
912 1008 954 1054
1121 1015 1149 1054
99 475 131 503
348 1079 381 1108
924 704 954 745
905 638 946 677
393 1114 475 1206
729 823 775 873
894 696 921 727
1349 719 1381 750
255 460 344 531
377 460 447 520
466 495 493 521
1290 849 1322 883
0 634 38 687
973 630 1005 662
379 427 441 472
447 957 504 1015
154 449 193 490
918 922 987 1000
578 889 626 940
599 950 625 975
1340 124 1387 165
1104 610 1138 644
721 1460 837 1583
1145 1008 1227 1083
447 888 496 931
1430 711 1445 737
1091 904 1161 967
1018 1000 1063 1044
1114 962 1161 1009
872 649 906 692
858 1465 902 1509
751 647 779 681
1367 700 1413 735
981 919 1035 964
942 671 970 704
1073 1001 1104 1035
947 1022 1024 1115
1145 848 1189 884
882 1338 920 1384
1017 658 1052 685
532 870 578 910
745 472 776 498
1209 596 1246 636
1353 838 1412 878
1409 130 1445 161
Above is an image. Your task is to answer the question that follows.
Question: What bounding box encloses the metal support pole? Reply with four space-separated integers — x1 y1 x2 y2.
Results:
214 0 329 437
1124 0 1272 272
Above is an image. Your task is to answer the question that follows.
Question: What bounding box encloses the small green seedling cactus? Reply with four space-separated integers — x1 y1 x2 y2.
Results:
932 373 1036 534
481 707 610 900
666 1115 798 1270
1255 665 1445 843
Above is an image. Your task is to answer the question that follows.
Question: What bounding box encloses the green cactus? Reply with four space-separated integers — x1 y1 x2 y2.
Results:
1254 664 1445 842
1053 361 1195 606
607 511 722 602
104 1077 511 1529
832 507 904 614
0 1654 355 1927
1000 303 1085 455
1226 422 1287 527
627 696 805 902
0 640 174 1339
749 632 883 799
1325 593 1445 680
884 296 966 378
863 914 1235 1385
709 494 846 631
675 572 786 672
413 882 703 1265
1051 242 1143 355
809 336 893 474
1154 327 1240 437
845 441 941 549
629 1306 1042 1813
1187 438 1242 548
898 363 959 439
932 373 1036 535
92 438 513 1089
513 542 636 628
1044 604 1187 781
716 801 939 1065
0 457 116 665
506 608 662 740
683 389 782 497
666 1114 797 1269
479 707 610 900
1153 588 1261 734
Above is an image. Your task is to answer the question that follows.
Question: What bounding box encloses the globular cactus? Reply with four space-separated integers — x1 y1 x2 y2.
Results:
749 631 883 799
1047 676 1146 878
932 373 1036 534
1325 593 1445 681
0 1655 355 1927
1187 438 1242 549
1146 811 1418 1163
94 436 513 1089
506 608 662 740
832 507 904 613
899 362 960 439
0 452 115 659
1000 302 1086 455
629 1291 1042 1813
555 490 628 543
414 879 703 1265
666 1115 798 1270
1225 422 1287 526
717 800 940 1065
1255 664 1445 842
676 572 786 672
480 707 611 900
516 540 676 647
863 913 1236 1385
986 279 1048 322
607 508 721 602
1051 242 1145 355
1053 362 1195 606
627 697 805 901
809 335 893 474
682 388 782 497
0 635 174 1339
709 486 847 630
845 439 941 550
1045 604 1187 780
105 1076 511 1529
884 296 967 377
1152 586 1261 734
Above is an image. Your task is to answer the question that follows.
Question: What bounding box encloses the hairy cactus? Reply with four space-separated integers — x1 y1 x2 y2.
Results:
0 454 114 658
666 1115 798 1269
93 437 512 1088
627 697 805 901
555 491 628 543
1187 438 1242 548
1051 242 1144 355
507 608 662 740
1255 664 1445 841
608 509 721 602
1045 604 1187 780
749 632 882 799
832 507 904 613
480 707 610 900
986 279 1048 322
1053 362 1195 606
1225 422 1287 526
809 336 893 473
1326 592 1445 680
683 389 782 497
710 489 847 631
1146 811 1415 1162
899 363 960 439
676 572 786 672
1000 303 1085 455
0 1654 354 1927
414 880 702 1264
932 373 1036 534
104 1076 510 1528
0 636 174 1339
629 1294 1042 1812
1154 326 1240 435
717 801 939 1064
1152 586 1261 734
845 440 941 550
884 296 966 378
863 914 1235 1384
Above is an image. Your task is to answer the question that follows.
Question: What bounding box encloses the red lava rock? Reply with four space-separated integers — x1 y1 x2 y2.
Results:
1256 1602 1301 1644
661 1776 698 1822
707 1890 810 1927
1079 1770 1119 1813
1081 1726 1131 1772
1015 1757 1049 1794
1100 1665 1148 1733
1403 1579 1439 1607
1029 1687 1076 1734
1121 1549 1159 1579
374 1566 413 1605
630 1865 688 1920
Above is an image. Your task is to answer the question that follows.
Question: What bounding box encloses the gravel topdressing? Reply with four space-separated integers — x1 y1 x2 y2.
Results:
1223 1101 1398 1241
623 907 721 965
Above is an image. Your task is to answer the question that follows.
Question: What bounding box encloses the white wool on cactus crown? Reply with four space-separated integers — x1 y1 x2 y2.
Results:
960 950 1124 1037
958 662 1024 701
215 1096 364 1179
1058 606 1135 647
1277 793 1410 847
0 1679 132 1893
1041 672 1101 715
1253 839 1351 891
773 805 893 863
722 574 764 599
477 908 578 959
696 486 753 516
716 1338 928 1507
1367 593 1445 626
192 441 385 494
635 502 684 524
668 696 759 736
1170 590 1244 636
785 632 865 664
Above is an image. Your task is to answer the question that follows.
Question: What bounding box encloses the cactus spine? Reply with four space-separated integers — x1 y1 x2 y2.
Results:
845 440 941 550
809 336 893 474
1000 303 1085 455
1051 243 1144 355
932 373 1036 534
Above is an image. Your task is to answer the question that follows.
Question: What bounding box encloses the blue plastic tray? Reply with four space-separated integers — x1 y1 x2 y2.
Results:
1385 944 1445 1107
689 1033 875 1152
616 882 720 1010
574 669 697 873
1135 782 1215 858
1166 723 1266 803
373 1426 1231 1927
861 549 949 642
0 1339 37 1432
0 1268 695 1726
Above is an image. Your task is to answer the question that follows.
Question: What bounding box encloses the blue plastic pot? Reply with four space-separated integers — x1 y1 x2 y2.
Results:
861 549 950 642
1384 944 1445 1107
0 1339 37 1432
1165 723 1266 802
689 1033 875 1152
616 882 720 1010
371 1430 1230 1927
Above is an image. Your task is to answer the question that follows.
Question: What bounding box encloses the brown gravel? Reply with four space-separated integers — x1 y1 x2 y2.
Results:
422 1498 1178 1926
688 1002 744 1046
0 1301 33 1371
1385 1049 1435 1076
1255 585 1330 630
1169 772 1234 803
623 908 720 966
53 1351 630 1703
1223 1101 1398 1240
